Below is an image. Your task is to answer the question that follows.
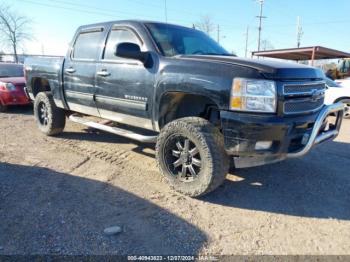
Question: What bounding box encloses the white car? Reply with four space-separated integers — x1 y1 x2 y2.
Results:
324 78 350 118
336 78 350 89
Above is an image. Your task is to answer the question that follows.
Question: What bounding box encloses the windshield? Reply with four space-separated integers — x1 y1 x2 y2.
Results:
146 23 231 57
0 64 24 78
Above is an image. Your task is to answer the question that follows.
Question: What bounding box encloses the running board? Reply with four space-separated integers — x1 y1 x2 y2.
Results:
69 115 158 143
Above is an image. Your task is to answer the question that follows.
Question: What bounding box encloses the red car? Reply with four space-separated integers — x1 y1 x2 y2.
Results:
0 63 31 112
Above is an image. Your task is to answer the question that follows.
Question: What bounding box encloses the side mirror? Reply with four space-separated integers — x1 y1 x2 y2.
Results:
115 42 148 63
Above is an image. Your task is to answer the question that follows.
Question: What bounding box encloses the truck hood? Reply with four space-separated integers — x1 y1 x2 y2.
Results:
178 55 324 80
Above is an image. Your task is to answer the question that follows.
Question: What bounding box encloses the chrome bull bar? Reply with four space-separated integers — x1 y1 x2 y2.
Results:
234 102 344 169
287 102 344 158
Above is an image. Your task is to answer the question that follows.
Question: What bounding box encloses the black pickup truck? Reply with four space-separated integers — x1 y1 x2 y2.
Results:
24 20 344 197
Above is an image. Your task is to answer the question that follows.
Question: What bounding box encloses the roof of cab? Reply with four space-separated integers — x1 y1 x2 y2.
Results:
78 20 190 30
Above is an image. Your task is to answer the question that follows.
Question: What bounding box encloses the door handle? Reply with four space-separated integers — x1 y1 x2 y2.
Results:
97 70 111 77
65 67 76 74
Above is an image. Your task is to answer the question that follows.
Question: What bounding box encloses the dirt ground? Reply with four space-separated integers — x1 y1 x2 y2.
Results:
0 106 349 255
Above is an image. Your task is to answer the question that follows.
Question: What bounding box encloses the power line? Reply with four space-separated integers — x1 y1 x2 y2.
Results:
20 0 138 19
49 0 162 20
23 0 243 30
17 0 259 32
265 19 350 28
14 0 350 55
15 0 350 31
51 0 243 29
51 0 252 30
19 0 194 26
264 1 296 21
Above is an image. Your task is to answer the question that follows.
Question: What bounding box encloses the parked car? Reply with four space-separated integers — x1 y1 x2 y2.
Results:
0 63 30 112
24 21 344 197
325 77 350 118
336 78 350 89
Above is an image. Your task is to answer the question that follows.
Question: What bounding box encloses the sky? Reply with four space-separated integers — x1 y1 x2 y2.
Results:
1 0 350 57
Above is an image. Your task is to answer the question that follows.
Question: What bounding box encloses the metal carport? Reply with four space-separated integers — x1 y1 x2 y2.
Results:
252 46 350 65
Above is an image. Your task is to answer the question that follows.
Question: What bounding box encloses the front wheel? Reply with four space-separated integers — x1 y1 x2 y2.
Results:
34 92 66 136
156 117 229 197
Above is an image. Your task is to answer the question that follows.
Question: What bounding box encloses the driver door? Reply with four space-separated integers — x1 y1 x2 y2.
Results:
95 26 155 130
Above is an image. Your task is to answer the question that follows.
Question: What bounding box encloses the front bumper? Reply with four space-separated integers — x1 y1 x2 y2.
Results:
221 103 344 168
0 88 31 106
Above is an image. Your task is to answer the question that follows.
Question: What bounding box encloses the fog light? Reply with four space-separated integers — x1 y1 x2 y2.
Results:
301 133 310 145
255 141 273 150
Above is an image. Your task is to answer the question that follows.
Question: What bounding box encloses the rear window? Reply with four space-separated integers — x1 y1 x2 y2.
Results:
0 64 24 78
72 29 105 60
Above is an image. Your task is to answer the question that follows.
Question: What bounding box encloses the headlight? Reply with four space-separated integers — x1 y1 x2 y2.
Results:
5 83 17 91
230 78 277 113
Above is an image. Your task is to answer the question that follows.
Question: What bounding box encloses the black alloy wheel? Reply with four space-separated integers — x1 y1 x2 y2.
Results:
164 135 202 183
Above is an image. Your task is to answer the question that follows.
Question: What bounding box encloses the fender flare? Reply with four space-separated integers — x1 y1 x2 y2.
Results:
155 90 220 130
334 96 350 103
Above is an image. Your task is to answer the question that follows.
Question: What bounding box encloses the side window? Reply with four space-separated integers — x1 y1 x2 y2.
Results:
103 29 141 60
72 30 104 60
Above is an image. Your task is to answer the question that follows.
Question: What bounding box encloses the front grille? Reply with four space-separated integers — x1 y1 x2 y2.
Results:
282 81 326 115
283 82 325 95
284 97 324 114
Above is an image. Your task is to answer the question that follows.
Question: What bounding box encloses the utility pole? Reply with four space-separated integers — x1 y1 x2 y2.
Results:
296 16 303 48
256 0 266 52
217 24 220 43
164 0 168 23
41 44 45 56
244 26 249 58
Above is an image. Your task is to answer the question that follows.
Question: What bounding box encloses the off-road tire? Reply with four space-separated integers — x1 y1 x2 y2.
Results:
34 92 66 136
340 99 350 119
156 117 229 197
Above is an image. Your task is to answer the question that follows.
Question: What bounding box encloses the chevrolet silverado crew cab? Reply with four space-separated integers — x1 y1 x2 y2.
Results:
24 20 344 197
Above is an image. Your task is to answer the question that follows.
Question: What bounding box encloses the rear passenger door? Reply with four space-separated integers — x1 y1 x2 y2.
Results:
63 27 106 116
95 26 155 130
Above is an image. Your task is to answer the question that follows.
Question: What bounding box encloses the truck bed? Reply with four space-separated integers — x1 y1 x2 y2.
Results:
24 56 65 104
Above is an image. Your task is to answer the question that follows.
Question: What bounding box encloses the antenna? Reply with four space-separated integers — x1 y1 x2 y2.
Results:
217 24 220 43
297 16 304 48
41 44 45 55
164 0 168 23
256 0 267 52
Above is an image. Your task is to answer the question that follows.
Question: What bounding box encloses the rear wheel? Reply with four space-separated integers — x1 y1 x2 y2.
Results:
156 117 229 197
34 92 66 136
340 99 350 119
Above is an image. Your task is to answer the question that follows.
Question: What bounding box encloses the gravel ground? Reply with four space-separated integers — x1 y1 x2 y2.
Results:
0 106 349 255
